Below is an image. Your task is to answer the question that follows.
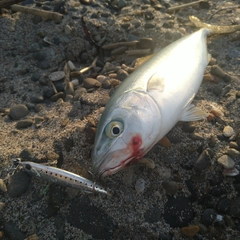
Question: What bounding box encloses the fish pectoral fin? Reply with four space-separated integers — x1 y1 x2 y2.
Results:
147 72 165 92
180 104 208 121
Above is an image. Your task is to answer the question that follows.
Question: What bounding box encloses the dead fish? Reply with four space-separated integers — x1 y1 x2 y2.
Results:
92 28 211 177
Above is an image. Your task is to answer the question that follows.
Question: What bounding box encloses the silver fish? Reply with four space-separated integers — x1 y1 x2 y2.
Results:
92 28 212 177
13 159 110 195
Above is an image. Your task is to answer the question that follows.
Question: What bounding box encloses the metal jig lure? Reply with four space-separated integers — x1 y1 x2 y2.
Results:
11 158 111 195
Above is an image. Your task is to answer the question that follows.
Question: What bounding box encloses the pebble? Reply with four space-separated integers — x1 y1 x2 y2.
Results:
9 104 29 120
48 71 65 81
201 208 217 226
226 148 240 158
229 196 240 218
223 125 234 137
20 148 35 161
193 148 212 172
4 221 26 240
229 141 239 150
85 126 96 144
210 65 226 78
31 72 41 82
71 79 79 87
135 178 145 194
0 202 5 212
217 155 235 169
117 69 129 81
180 225 200 238
7 171 30 197
50 92 64 102
216 198 230 214
16 118 33 129
162 180 180 196
182 122 195 133
65 82 75 96
138 158 155 169
67 196 115 239
223 167 239 176
163 196 194 228
144 207 161 223
30 93 44 103
203 73 214 82
102 80 111 89
158 136 171 147
137 38 154 50
83 78 101 89
0 179 7 192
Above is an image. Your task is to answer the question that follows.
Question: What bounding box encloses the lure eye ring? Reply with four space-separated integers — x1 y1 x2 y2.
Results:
105 121 124 138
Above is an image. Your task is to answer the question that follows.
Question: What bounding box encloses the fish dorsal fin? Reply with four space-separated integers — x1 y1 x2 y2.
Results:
147 72 165 92
180 104 208 121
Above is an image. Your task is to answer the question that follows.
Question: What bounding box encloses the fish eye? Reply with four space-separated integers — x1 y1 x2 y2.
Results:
105 121 124 138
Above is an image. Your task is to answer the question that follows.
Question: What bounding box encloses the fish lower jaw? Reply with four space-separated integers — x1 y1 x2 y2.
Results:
98 156 135 178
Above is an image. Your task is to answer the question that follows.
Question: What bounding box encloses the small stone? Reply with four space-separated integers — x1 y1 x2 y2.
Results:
207 113 215 122
135 178 145 194
85 126 96 144
193 149 211 171
65 82 74 96
182 122 195 133
144 207 161 223
20 148 35 161
163 196 194 228
4 221 26 240
16 118 33 129
61 118 69 128
180 225 200 238
117 69 129 81
31 72 41 82
212 85 222 96
46 151 59 161
30 93 44 103
223 167 239 176
158 136 171 147
229 196 240 218
201 208 217 226
99 95 110 106
223 126 234 137
9 104 29 120
102 80 111 89
229 142 239 150
50 92 64 102
216 198 230 214
49 71 65 81
0 179 7 192
138 158 155 169
226 148 240 158
203 73 214 82
65 24 72 35
162 180 180 196
217 155 235 169
211 65 226 78
71 79 79 87
83 78 101 89
144 22 155 29
7 171 30 197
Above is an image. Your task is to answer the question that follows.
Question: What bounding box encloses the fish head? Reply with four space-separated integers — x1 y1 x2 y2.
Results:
92 90 161 178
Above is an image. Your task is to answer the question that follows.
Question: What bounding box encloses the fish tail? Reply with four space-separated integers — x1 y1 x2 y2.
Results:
189 16 240 34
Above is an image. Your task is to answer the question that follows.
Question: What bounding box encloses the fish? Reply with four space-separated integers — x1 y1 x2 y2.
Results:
92 28 212 178
12 158 110 195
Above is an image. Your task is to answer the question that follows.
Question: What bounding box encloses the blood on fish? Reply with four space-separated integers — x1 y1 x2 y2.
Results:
121 134 143 167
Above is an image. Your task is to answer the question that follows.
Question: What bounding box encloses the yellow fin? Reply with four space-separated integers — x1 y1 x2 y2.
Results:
134 54 154 69
189 16 240 34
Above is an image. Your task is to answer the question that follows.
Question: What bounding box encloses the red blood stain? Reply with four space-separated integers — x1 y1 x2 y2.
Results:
123 134 143 167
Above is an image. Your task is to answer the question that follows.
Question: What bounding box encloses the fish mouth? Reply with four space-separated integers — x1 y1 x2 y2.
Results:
96 148 145 178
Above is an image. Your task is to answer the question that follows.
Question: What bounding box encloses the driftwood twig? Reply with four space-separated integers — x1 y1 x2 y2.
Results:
11 4 63 21
166 0 208 13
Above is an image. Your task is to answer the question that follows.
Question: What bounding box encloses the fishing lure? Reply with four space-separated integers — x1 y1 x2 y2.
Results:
12 158 110 195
